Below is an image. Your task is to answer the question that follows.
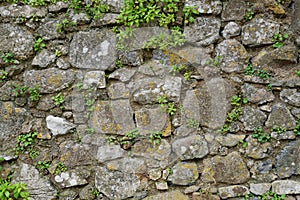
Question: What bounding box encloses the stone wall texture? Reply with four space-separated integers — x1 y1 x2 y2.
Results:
1 0 300 199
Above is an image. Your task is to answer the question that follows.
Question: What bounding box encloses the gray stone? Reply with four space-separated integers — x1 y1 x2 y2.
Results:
54 170 88 188
202 152 250 184
272 180 300 194
107 82 130 99
216 134 245 147
58 189 77 200
24 68 75 93
138 60 167 76
69 30 116 70
56 58 71 69
96 145 125 163
172 134 209 160
0 23 34 59
241 18 280 46
185 0 222 15
0 4 47 18
148 169 161 181
250 159 275 182
102 0 124 12
221 0 246 21
12 163 57 200
222 22 241 39
90 99 135 134
241 106 267 131
46 115 76 136
95 166 141 200
184 17 221 46
48 1 69 12
155 181 168 190
79 184 96 200
36 95 56 111
276 140 300 178
82 71 106 89
91 13 118 27
280 89 300 107
108 68 136 82
271 131 296 140
70 12 90 25
181 90 201 129
218 185 249 199
292 0 300 33
32 49 56 68
246 137 272 159
265 103 296 129
215 39 249 73
143 190 189 200
184 185 200 194
250 183 271 195
36 19 62 40
135 106 168 136
167 162 199 185
106 157 146 174
120 50 144 66
242 83 275 104
130 76 182 104
0 81 15 101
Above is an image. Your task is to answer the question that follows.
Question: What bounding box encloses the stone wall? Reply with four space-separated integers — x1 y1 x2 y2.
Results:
0 0 300 199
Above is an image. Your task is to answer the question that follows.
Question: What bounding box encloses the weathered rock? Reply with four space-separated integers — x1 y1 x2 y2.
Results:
250 159 275 182
148 169 162 181
280 89 300 107
135 106 169 136
265 103 296 129
246 136 272 159
202 152 250 184
12 162 57 200
222 22 241 39
218 185 249 199
96 145 125 163
272 180 300 194
241 18 280 46
106 157 146 174
138 60 167 76
36 95 56 111
0 23 34 59
90 99 135 134
32 49 56 68
102 0 124 12
56 57 71 69
271 131 296 140
221 0 246 21
79 184 96 200
181 90 201 130
48 1 69 12
0 4 47 18
155 181 168 190
53 170 88 188
184 17 221 46
24 68 75 93
185 0 222 15
69 30 116 70
120 50 144 66
143 190 189 200
91 13 118 27
242 83 275 104
107 82 130 99
46 115 76 136
82 71 106 89
276 140 300 178
241 106 267 131
250 183 271 195
95 166 141 200
216 134 245 147
167 162 199 185
292 0 300 32
215 39 249 73
36 19 62 40
172 134 209 160
108 68 136 82
184 185 200 194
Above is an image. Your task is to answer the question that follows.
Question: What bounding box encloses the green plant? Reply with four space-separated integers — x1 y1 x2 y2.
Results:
294 117 300 136
115 59 123 68
28 86 41 101
93 189 101 197
205 56 222 67
266 83 273 91
244 8 254 21
166 102 176 116
55 19 76 33
15 132 38 155
149 131 162 145
85 128 95 134
272 126 286 134
252 127 271 143
55 50 62 57
0 70 8 82
183 71 192 81
34 37 46 51
157 95 168 107
183 5 199 25
186 118 199 129
1 52 17 64
13 84 28 97
272 33 288 48
296 70 300 77
29 150 39 159
238 139 248 148
242 190 285 200
52 92 64 109
244 63 271 80
36 161 51 171
106 129 140 148
84 0 109 19
0 179 30 200
54 162 67 175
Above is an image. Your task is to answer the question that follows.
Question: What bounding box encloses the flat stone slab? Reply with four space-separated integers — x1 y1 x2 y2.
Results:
167 162 199 185
69 30 116 70
265 103 296 129
218 185 249 199
46 115 76 136
143 190 189 200
185 0 222 15
272 180 300 194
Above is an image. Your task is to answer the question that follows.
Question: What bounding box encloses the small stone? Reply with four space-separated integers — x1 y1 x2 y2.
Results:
48 1 69 12
149 169 161 181
216 134 245 147
271 131 296 140
82 71 106 89
32 49 56 68
155 181 168 190
46 115 76 136
185 0 222 15
143 190 189 200
218 185 249 199
280 89 300 107
246 137 272 159
108 68 136 82
221 0 246 21
96 145 125 163
91 13 118 27
56 58 70 69
242 83 275 104
167 162 199 185
53 171 88 188
241 106 267 131
250 183 271 195
222 22 241 39
184 185 200 194
265 103 296 129
272 180 300 194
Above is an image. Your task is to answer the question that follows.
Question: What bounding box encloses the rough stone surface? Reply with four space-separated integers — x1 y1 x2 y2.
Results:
46 115 76 136
54 170 88 188
0 23 34 59
106 157 146 174
0 4 47 18
272 180 300 195
172 134 209 160
241 106 267 131
108 68 136 82
184 17 221 46
202 152 250 184
242 83 275 104
143 190 189 200
185 0 222 15
107 82 130 99
222 22 241 39
246 137 272 159
250 183 271 195
82 71 106 89
216 134 245 147
280 89 300 107
36 19 62 40
167 162 199 185
218 185 249 199
265 103 296 129
95 166 141 200
96 145 125 163
241 18 280 46
24 68 75 93
215 39 249 73
32 49 56 68
221 0 246 21
69 30 116 70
